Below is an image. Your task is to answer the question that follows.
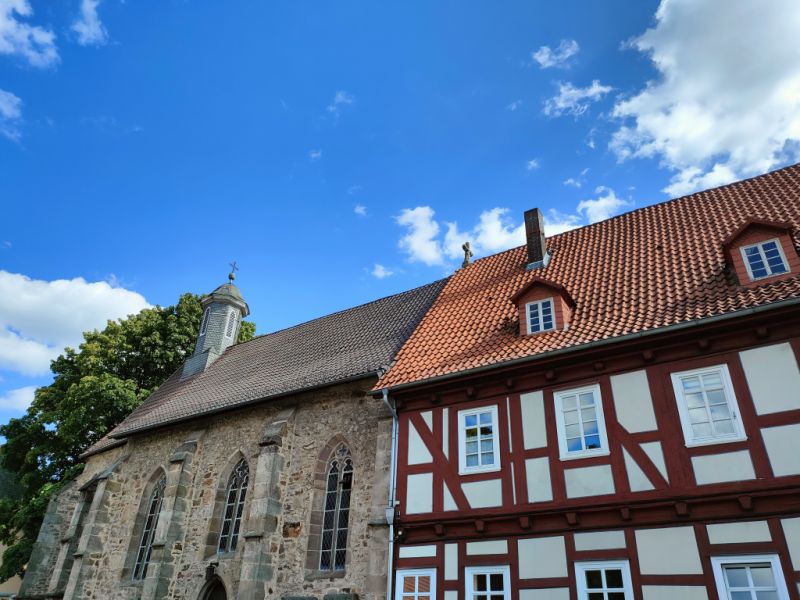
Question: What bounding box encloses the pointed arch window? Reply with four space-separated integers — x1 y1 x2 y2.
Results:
132 476 166 581
320 445 353 571
218 458 249 554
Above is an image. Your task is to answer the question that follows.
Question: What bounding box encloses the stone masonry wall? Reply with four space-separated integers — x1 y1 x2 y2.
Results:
21 377 392 600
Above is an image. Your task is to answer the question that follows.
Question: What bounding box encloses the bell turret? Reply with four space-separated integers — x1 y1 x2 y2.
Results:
181 267 250 379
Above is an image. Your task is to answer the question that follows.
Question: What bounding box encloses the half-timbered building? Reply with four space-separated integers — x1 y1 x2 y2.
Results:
376 165 800 600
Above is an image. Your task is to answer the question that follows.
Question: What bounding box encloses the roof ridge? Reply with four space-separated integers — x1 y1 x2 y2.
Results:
233 277 450 344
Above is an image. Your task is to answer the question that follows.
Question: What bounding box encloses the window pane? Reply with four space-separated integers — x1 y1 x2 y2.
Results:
755 592 779 600
585 434 601 449
608 594 626 600
714 420 735 435
465 414 477 427
709 404 731 419
585 570 603 588
605 568 623 588
579 393 595 407
724 567 749 587
564 410 579 425
489 573 504 590
730 593 752 600
479 412 492 425
481 452 494 464
583 420 599 435
562 395 577 410
565 424 581 438
581 407 597 422
706 389 727 405
688 407 710 424
692 422 713 438
466 441 478 454
480 439 493 452
685 392 706 408
588 593 605 600
750 566 775 587
682 376 701 392
466 455 479 466
567 438 583 452
474 574 487 591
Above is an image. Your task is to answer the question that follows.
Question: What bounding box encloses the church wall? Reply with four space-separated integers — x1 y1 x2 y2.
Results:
21 377 391 600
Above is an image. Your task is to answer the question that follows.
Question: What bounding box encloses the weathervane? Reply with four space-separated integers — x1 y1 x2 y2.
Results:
461 242 473 268
228 261 239 282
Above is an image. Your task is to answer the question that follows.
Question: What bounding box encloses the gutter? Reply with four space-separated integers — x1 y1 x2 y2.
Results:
382 388 398 600
379 296 800 393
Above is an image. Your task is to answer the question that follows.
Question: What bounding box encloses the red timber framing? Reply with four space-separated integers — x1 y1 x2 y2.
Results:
386 304 800 598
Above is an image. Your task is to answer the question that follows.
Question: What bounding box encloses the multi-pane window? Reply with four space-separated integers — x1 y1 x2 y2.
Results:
225 310 237 339
554 384 609 459
132 476 166 581
741 239 789 280
218 458 249 554
320 446 353 571
671 365 745 446
395 569 436 600
458 406 500 474
199 308 211 335
711 555 791 600
526 298 555 333
465 566 510 600
576 561 633 600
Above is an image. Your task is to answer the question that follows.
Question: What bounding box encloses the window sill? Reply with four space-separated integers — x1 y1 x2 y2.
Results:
458 464 502 476
305 568 346 581
684 435 747 449
558 448 610 461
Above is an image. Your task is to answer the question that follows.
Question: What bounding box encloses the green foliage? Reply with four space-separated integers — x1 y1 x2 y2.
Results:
0 293 255 580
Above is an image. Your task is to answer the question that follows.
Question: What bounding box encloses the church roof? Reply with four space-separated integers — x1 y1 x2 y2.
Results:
85 278 447 453
375 163 800 390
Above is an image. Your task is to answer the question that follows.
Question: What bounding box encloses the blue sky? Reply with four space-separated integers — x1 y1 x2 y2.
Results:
1 0 799 425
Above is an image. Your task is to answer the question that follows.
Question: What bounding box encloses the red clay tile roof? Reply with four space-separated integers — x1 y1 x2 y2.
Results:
376 164 800 390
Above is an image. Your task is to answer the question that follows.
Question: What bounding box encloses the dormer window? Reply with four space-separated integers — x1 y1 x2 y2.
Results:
723 218 797 286
511 277 575 337
526 298 554 333
741 239 789 280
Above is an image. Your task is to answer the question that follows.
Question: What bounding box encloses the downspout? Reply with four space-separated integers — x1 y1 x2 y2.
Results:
382 387 398 600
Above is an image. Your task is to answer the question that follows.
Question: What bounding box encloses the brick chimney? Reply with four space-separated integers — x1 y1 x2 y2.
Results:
524 208 549 269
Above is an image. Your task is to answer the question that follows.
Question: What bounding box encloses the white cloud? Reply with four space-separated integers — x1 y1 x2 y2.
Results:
326 90 355 116
544 80 613 117
371 264 393 279
72 0 107 46
0 385 36 411
525 158 540 171
354 204 367 216
396 206 444 266
347 184 363 195
563 167 589 188
531 39 579 69
396 206 592 266
0 271 150 376
506 100 523 111
611 0 800 196
0 87 22 141
308 149 321 161
577 186 632 223
0 0 58 67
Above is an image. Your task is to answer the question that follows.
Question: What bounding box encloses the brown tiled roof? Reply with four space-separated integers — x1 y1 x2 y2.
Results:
376 164 800 389
87 279 447 448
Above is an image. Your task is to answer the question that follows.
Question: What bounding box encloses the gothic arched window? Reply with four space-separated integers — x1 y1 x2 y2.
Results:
319 446 353 571
217 458 249 554
132 476 166 581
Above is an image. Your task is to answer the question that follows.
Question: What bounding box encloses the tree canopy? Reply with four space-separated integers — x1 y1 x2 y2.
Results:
0 293 255 581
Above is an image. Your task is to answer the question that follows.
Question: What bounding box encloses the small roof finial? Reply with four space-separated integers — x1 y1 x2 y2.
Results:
228 260 239 282
461 242 474 268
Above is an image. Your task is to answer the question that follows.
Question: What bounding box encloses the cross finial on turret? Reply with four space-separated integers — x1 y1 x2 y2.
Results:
228 261 239 282
461 242 474 268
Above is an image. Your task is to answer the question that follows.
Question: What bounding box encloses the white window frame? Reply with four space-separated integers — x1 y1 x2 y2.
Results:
458 405 501 475
740 238 790 281
554 383 610 460
670 364 746 447
575 560 634 600
711 554 791 600
395 569 437 600
525 297 555 334
464 565 511 600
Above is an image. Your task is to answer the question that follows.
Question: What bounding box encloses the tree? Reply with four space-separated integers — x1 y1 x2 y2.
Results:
0 293 255 581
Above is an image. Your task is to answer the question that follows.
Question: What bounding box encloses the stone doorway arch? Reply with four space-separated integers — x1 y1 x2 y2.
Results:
199 577 227 600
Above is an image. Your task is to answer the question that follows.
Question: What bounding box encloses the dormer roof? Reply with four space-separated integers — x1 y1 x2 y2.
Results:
510 277 576 307
722 217 794 248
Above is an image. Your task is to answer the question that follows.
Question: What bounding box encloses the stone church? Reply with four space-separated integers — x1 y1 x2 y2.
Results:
19 276 446 600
